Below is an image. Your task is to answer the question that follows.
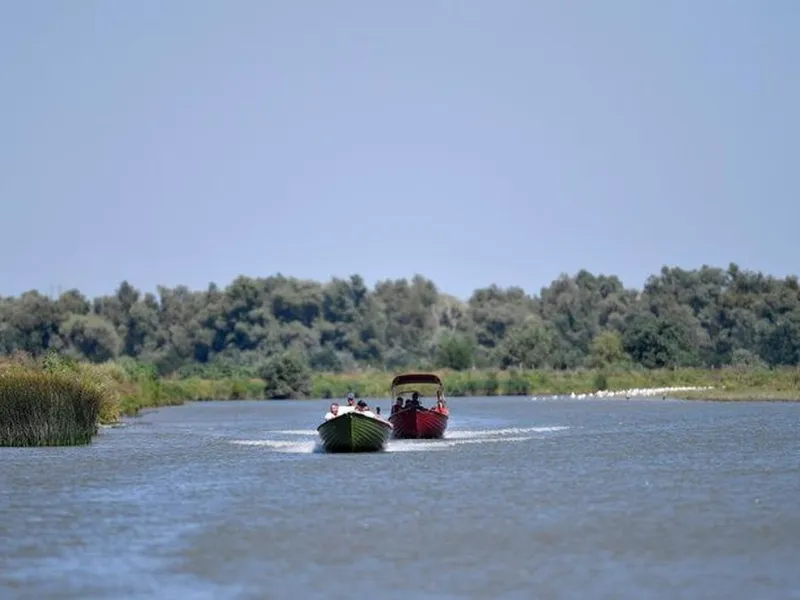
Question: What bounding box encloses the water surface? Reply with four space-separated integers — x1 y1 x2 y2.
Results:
1 396 799 599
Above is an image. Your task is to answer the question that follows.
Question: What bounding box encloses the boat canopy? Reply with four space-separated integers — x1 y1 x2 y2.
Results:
390 372 444 396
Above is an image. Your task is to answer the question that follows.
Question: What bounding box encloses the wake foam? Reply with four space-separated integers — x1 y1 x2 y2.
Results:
444 426 568 439
387 435 536 452
229 424 569 454
230 439 322 453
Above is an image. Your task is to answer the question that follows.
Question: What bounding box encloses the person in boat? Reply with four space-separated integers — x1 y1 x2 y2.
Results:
375 406 381 415
432 394 448 415
324 402 340 420
355 399 378 418
341 392 356 412
391 397 404 414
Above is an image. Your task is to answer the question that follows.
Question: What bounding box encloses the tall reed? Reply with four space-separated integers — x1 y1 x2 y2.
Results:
0 369 106 446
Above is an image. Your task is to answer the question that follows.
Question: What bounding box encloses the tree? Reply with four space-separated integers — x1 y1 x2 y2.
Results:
258 350 313 399
494 316 556 369
587 330 629 368
2 263 800 374
61 314 121 363
434 332 475 371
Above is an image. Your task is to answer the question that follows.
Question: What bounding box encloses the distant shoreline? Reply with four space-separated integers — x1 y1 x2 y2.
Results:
530 385 800 402
97 364 800 412
532 385 714 400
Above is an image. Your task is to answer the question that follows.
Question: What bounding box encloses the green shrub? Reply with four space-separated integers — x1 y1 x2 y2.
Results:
258 351 313 399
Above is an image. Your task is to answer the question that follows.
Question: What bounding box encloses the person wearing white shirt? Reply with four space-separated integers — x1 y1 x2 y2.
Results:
324 402 340 420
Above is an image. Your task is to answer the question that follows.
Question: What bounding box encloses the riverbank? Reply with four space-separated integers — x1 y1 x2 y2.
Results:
0 355 265 425
311 367 800 401
673 388 800 402
529 385 800 402
106 363 800 412
2 354 799 446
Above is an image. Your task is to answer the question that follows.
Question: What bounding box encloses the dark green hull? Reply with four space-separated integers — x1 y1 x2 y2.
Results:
317 412 392 453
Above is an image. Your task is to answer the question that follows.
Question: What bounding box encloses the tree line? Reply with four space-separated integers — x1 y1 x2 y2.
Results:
1 263 798 377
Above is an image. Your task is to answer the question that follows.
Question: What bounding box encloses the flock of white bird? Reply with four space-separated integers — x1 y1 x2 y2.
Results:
532 385 715 400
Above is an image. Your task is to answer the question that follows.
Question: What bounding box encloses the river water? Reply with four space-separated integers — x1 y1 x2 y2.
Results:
1 395 799 600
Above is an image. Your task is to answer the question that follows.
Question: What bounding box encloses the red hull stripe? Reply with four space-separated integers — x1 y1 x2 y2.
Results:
388 408 449 439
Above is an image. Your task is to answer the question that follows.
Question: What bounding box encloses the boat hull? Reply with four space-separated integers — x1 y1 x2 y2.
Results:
317 412 392 453
389 407 448 439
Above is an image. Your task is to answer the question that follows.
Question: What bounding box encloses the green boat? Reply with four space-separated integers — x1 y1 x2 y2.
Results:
317 410 392 453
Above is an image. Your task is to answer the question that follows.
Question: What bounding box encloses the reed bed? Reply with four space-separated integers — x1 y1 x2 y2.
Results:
0 370 105 446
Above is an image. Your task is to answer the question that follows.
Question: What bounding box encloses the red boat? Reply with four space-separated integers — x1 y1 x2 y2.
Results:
388 373 449 439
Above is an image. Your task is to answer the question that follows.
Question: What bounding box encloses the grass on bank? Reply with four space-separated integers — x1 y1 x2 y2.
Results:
674 388 800 402
311 365 800 400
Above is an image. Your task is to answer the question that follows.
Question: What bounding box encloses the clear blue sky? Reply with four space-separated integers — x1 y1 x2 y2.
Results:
2 1 798 301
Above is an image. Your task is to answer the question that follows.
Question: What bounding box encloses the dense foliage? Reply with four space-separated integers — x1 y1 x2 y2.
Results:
1 264 799 378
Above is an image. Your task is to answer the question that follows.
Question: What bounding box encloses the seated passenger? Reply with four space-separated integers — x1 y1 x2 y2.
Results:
324 402 340 420
433 390 448 413
355 399 377 417
375 406 381 415
391 397 404 414
340 392 356 413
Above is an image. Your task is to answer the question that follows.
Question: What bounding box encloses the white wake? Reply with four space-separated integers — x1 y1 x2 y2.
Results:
229 423 569 454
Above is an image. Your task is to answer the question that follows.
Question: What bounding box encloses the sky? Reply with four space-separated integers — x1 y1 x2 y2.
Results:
1 0 798 301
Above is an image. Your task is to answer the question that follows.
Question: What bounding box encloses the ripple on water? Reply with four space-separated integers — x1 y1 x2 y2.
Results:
4 397 800 600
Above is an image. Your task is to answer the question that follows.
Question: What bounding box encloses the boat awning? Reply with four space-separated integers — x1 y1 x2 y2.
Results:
390 372 443 393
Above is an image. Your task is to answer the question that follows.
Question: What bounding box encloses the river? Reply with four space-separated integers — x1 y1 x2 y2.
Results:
1 395 799 599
